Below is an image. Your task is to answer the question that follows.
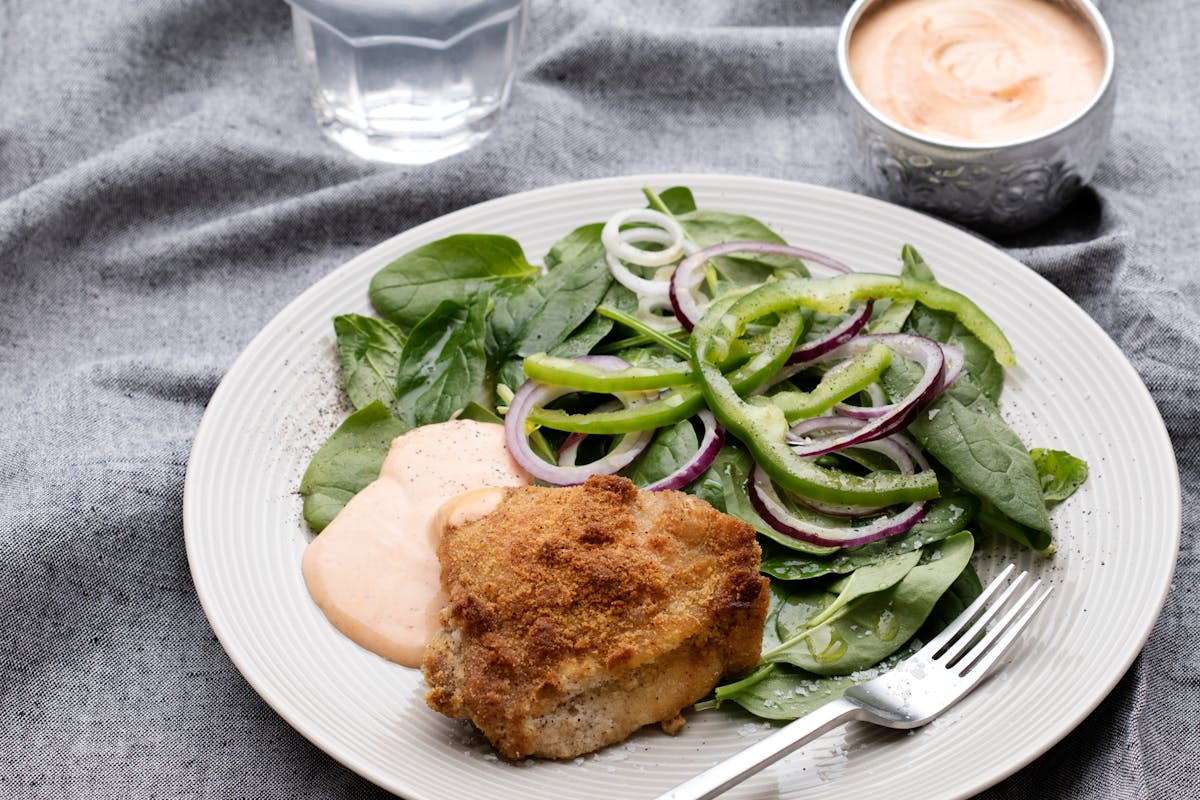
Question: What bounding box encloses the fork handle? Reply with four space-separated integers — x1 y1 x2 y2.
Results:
656 697 862 800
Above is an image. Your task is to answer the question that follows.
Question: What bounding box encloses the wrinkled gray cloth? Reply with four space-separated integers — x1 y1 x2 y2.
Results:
1 0 1196 797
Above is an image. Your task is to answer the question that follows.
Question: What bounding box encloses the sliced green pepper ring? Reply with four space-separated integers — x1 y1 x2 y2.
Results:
689 276 978 506
527 309 807 435
527 386 705 434
523 353 696 392
704 273 1015 367
767 341 893 423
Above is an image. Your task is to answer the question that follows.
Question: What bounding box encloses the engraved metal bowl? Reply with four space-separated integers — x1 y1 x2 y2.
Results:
836 0 1116 233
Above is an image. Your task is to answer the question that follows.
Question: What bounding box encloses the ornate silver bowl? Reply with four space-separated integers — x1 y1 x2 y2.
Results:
837 0 1116 233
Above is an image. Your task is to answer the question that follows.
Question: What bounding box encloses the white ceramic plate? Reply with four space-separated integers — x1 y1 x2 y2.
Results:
184 175 1180 800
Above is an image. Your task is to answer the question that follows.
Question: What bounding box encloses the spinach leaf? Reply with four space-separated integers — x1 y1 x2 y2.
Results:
976 503 1053 554
369 234 538 329
805 549 923 628
394 299 489 428
546 282 638 360
760 490 978 581
489 233 614 392
900 244 937 281
655 186 698 215
1031 448 1089 504
761 580 790 652
543 223 605 270
677 209 787 249
765 532 974 675
706 651 913 721
457 401 503 425
703 584 916 721
545 314 613 359
332 314 407 412
886 359 1051 542
623 418 699 486
690 441 759 517
298 402 408 532
677 210 807 283
919 561 983 641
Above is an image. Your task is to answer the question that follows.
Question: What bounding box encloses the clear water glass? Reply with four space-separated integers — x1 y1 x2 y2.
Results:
286 0 529 165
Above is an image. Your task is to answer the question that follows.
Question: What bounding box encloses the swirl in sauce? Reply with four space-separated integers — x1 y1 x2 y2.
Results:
849 0 1104 143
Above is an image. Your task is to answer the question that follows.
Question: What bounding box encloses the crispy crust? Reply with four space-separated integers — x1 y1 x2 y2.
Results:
423 474 768 759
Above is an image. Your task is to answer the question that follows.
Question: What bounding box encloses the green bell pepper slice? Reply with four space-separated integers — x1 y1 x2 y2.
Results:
527 308 807 434
523 353 696 392
689 276 994 506
768 342 893 423
704 273 1015 367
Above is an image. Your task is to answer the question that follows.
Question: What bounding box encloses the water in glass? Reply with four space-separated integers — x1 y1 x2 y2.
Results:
287 0 528 164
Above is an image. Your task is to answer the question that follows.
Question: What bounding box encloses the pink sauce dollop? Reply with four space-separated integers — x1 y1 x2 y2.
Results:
849 0 1104 143
302 420 533 667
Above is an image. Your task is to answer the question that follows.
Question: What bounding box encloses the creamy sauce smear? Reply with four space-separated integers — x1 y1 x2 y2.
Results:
302 420 533 667
849 0 1104 143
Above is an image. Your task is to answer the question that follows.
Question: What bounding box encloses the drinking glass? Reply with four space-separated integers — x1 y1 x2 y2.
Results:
286 0 529 164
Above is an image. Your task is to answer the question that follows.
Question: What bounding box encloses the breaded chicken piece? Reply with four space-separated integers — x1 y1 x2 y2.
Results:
423 474 768 760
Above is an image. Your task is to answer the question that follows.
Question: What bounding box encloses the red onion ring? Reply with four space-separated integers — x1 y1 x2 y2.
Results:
748 463 930 548
505 356 656 485
560 410 724 492
832 341 964 420
643 410 725 491
786 300 874 364
557 432 587 465
786 334 946 457
939 342 965 389
834 383 891 420
783 418 928 517
669 241 854 331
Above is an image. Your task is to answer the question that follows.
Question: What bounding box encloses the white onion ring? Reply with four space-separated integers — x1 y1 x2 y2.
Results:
602 209 687 267
602 209 691 300
636 292 683 331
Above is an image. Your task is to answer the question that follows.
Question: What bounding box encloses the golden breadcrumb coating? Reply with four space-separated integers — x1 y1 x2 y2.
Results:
423 474 768 759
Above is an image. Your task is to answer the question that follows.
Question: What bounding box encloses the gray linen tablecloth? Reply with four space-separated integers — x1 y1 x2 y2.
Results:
2 0 1196 797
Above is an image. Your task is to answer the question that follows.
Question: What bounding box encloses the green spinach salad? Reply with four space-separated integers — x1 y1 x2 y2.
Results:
298 186 1088 722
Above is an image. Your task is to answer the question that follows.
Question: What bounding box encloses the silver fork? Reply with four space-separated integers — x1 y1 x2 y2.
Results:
657 564 1051 800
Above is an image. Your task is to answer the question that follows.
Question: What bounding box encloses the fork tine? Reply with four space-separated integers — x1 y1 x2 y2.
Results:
920 563 1016 659
937 571 1028 665
954 583 1052 677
